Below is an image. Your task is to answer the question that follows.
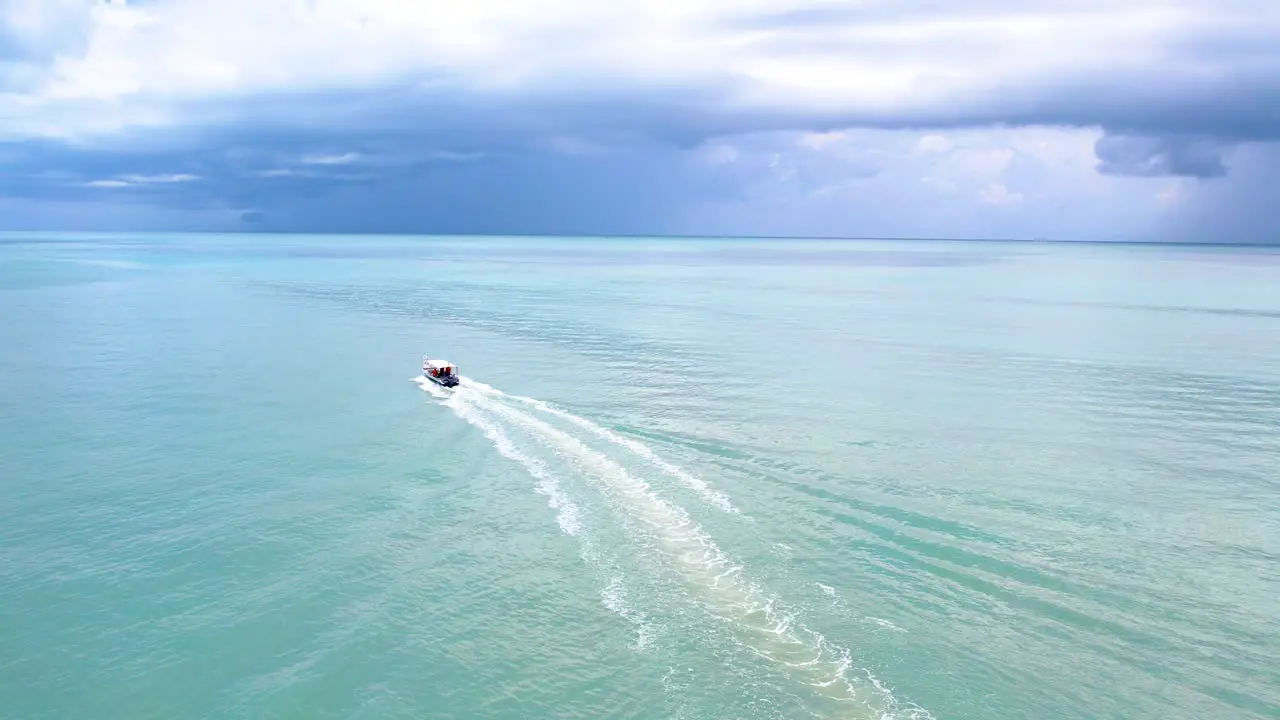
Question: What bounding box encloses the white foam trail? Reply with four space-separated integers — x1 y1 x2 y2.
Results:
462 378 741 516
419 379 661 653
442 393 583 537
810 581 908 636
425 378 929 719
601 576 656 651
460 378 501 395
458 399 583 535
862 617 905 634
411 376 451 399
466 392 913 718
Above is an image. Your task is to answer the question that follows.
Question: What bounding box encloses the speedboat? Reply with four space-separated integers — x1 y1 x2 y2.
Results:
422 356 460 388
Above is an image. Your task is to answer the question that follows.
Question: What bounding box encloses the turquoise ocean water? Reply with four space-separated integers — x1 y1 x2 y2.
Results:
1 233 1277 720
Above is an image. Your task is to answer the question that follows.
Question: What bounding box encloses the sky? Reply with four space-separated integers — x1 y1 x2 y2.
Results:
1 0 1278 241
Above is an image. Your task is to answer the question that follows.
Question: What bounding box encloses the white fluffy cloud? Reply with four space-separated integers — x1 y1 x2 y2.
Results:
3 0 1278 141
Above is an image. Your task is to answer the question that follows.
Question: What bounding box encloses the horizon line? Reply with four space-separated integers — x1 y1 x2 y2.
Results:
0 229 1276 248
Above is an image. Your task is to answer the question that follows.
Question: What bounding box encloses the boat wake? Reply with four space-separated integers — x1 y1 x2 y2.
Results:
412 375 930 720
465 379 741 517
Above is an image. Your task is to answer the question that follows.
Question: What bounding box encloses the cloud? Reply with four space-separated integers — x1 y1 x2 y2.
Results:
81 173 200 189
698 142 740 166
0 1 1277 240
979 183 1023 206
84 179 131 189
1156 181 1184 206
1159 142 1280 243
916 135 953 154
5 1 1279 143
301 152 360 166
1095 135 1229 178
674 126 1165 240
0 0 94 62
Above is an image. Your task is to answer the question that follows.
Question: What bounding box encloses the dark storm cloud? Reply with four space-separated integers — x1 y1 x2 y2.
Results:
235 149 702 235
195 36 1280 146
1 1 1278 237
1095 135 1229 178
0 113 717 234
1163 143 1280 244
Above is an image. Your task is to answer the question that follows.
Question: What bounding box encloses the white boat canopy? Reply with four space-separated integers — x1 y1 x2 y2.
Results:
423 357 456 370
